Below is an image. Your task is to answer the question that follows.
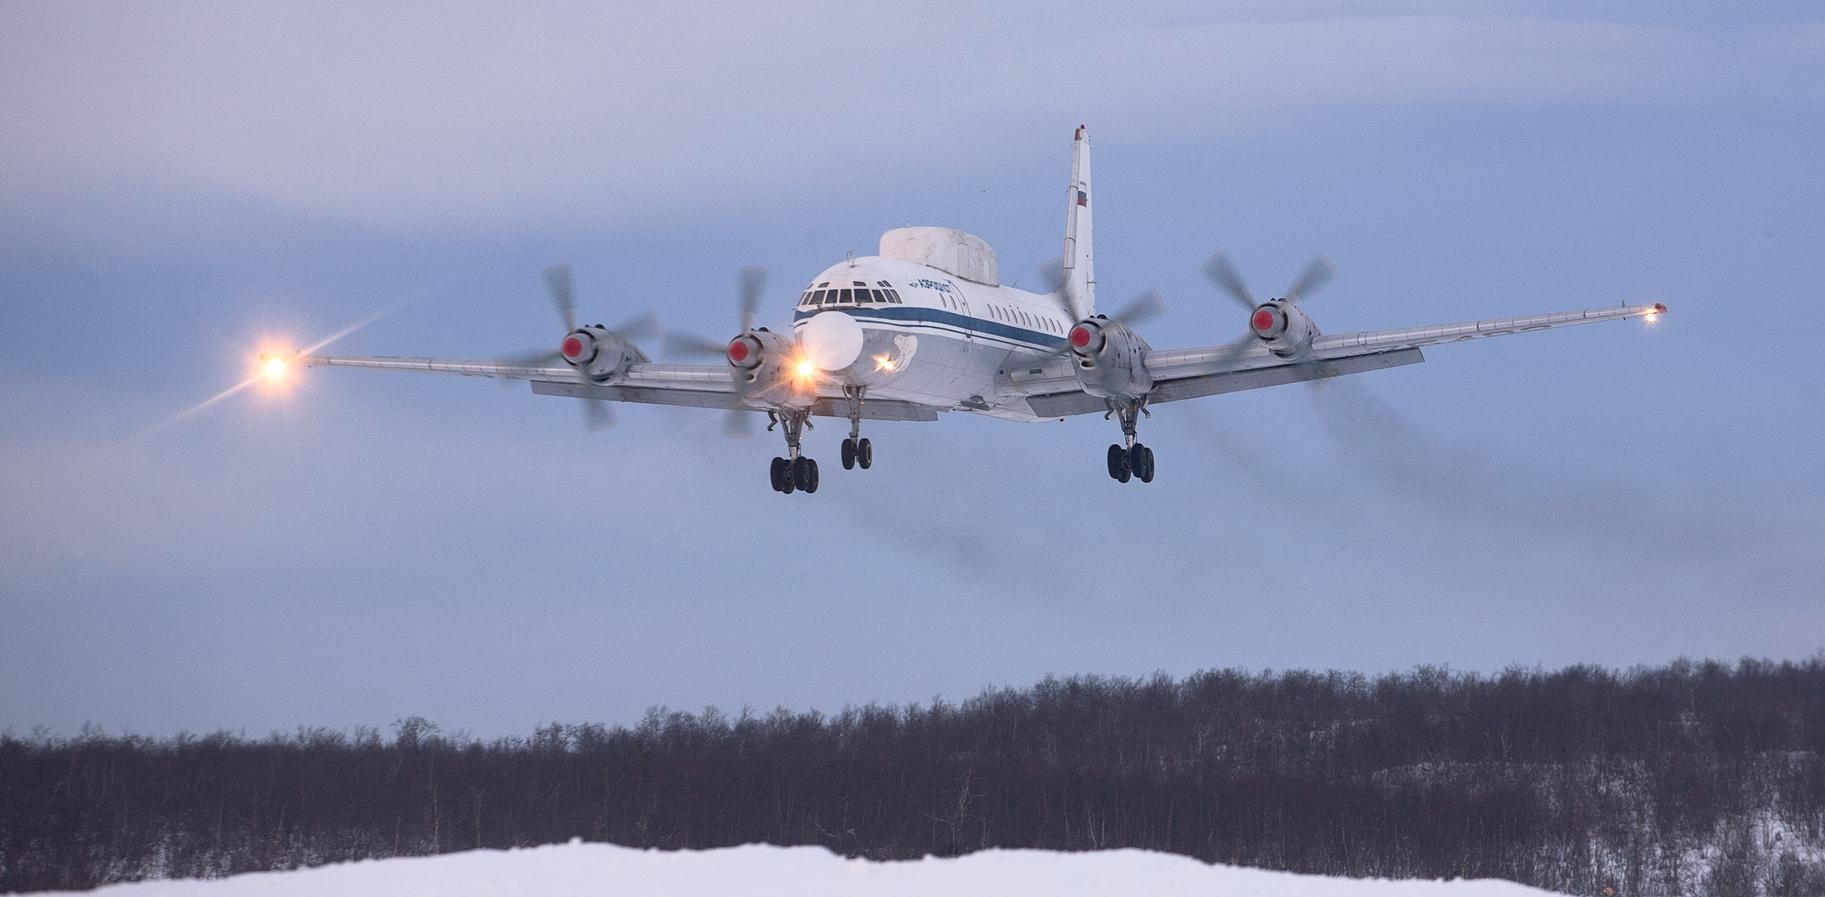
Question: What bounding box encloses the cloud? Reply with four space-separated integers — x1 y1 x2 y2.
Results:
4 5 1819 231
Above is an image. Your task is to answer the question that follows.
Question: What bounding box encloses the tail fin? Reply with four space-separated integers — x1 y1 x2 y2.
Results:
1060 124 1095 319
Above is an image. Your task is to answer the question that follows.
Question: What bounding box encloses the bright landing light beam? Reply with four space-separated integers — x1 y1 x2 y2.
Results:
134 303 403 441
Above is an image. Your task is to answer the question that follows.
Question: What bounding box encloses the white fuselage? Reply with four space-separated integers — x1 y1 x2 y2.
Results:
789 257 1077 421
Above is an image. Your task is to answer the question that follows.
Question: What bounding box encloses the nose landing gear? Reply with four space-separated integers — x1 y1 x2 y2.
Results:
839 384 874 471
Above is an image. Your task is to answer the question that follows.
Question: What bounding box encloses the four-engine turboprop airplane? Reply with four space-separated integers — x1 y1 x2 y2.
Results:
297 126 1665 494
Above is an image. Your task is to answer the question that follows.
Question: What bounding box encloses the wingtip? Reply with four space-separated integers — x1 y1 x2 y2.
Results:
1653 302 1667 313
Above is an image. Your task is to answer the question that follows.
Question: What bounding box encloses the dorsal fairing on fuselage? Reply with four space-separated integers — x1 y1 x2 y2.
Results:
878 226 999 286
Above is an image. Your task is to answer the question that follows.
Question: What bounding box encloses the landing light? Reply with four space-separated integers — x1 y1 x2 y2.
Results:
261 355 290 381
1645 302 1665 323
795 359 816 379
873 354 896 372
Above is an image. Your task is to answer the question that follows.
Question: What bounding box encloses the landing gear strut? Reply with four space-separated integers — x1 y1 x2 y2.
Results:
839 385 874 471
767 409 818 494
1105 400 1155 484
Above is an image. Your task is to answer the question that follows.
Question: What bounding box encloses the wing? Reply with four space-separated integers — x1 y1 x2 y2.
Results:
1015 302 1665 417
303 355 939 422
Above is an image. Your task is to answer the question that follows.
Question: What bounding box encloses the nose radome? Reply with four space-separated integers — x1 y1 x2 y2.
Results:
800 310 865 371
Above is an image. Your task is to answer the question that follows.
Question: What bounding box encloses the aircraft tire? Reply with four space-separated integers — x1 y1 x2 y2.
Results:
1134 444 1155 484
769 457 788 492
803 458 820 494
858 438 873 470
841 438 856 470
1107 444 1127 480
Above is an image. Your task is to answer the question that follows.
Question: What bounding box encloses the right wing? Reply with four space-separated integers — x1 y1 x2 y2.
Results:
1013 302 1664 417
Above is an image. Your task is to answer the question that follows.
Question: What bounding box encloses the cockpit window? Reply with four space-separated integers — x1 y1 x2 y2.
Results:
838 288 853 304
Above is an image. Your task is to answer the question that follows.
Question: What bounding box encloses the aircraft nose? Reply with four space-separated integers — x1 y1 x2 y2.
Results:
799 311 865 372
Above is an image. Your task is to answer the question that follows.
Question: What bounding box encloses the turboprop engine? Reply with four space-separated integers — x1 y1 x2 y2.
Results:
725 328 805 408
1067 316 1153 400
560 325 643 381
1248 301 1318 358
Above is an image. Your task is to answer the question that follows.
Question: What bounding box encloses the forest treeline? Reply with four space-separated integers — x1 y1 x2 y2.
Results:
3 658 1822 895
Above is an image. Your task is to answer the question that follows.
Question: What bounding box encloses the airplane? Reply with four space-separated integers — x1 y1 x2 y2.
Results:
291 125 1665 495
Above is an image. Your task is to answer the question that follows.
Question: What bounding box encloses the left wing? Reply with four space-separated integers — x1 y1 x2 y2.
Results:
1015 302 1665 417
303 355 939 421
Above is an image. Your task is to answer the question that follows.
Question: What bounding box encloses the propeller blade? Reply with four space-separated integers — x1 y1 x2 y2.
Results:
1109 290 1164 327
1284 255 1335 305
494 348 565 388
1202 253 1258 312
544 264 577 333
1207 330 1259 372
738 267 766 333
663 331 728 359
497 348 564 369
610 311 658 342
1035 259 1081 322
582 397 613 431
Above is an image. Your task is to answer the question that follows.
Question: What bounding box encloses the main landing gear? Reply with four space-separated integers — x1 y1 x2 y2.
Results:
767 409 818 494
840 437 873 470
839 384 874 472
1105 401 1156 484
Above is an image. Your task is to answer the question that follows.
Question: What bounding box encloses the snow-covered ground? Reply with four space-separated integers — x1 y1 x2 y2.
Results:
32 842 1564 896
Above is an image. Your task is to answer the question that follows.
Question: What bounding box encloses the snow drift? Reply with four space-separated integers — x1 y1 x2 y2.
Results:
30 842 1563 896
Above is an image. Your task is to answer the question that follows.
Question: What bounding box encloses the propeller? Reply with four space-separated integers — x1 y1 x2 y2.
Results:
1201 252 1335 372
497 263 656 432
1021 259 1164 363
662 266 771 436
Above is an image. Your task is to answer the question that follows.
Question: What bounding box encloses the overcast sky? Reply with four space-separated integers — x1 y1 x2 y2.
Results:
3 2 1821 738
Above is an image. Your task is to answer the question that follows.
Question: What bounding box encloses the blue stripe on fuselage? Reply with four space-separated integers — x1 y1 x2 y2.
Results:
793 305 1063 351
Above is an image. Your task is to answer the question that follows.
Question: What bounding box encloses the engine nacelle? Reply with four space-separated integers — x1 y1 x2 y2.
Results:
561 326 641 381
1250 302 1318 358
725 328 808 408
1067 317 1153 400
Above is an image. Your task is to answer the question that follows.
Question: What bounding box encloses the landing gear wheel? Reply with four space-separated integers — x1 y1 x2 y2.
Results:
841 438 856 470
857 438 873 470
792 456 818 494
1132 443 1155 484
1107 443 1132 483
769 457 788 492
